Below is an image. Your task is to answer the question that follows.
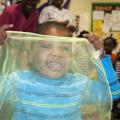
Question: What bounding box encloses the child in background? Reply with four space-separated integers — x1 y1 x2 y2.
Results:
0 21 119 120
103 36 118 66
103 36 120 117
103 35 120 100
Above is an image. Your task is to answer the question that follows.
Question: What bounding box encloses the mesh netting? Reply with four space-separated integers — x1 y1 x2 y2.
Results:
0 31 112 120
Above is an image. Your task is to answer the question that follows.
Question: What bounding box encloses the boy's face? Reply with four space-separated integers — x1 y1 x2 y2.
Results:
34 27 72 79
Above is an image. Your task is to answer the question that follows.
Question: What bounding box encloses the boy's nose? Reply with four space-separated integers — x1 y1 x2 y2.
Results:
51 48 62 57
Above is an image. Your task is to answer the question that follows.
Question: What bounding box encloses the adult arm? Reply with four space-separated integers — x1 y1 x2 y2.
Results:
83 34 105 58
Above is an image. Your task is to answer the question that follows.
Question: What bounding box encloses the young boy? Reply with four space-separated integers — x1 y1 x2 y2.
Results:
0 22 119 120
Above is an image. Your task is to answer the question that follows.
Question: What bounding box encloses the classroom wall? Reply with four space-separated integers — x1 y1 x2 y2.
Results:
39 0 120 15
68 0 120 31
38 0 120 33
69 0 120 15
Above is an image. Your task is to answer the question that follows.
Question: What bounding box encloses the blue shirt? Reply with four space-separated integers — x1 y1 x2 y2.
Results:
101 55 120 100
0 55 114 120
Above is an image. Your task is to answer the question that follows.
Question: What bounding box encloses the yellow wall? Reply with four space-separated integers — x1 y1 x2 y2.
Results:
69 0 120 15
39 0 120 15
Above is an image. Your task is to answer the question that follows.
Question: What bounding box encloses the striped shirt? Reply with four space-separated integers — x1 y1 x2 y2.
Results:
2 69 109 120
1 55 116 120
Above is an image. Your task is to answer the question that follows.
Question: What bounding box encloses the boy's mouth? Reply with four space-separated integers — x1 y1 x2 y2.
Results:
47 62 63 71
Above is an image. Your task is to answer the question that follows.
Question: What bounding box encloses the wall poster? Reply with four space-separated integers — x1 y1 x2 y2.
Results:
91 3 120 42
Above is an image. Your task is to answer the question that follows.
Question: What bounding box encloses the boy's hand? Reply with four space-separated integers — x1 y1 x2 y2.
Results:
0 24 13 45
83 34 102 50
83 34 105 58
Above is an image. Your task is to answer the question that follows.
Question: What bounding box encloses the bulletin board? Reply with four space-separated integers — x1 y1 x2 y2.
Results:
91 3 120 42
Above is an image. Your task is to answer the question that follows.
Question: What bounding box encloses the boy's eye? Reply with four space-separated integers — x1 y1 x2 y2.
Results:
61 43 71 51
40 43 51 49
62 46 71 51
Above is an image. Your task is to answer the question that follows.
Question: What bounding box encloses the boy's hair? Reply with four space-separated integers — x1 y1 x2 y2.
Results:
36 21 72 37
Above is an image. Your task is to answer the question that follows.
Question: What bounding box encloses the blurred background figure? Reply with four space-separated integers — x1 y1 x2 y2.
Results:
38 0 76 32
37 0 53 14
103 35 118 66
37 0 71 14
103 35 120 119
0 0 39 32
